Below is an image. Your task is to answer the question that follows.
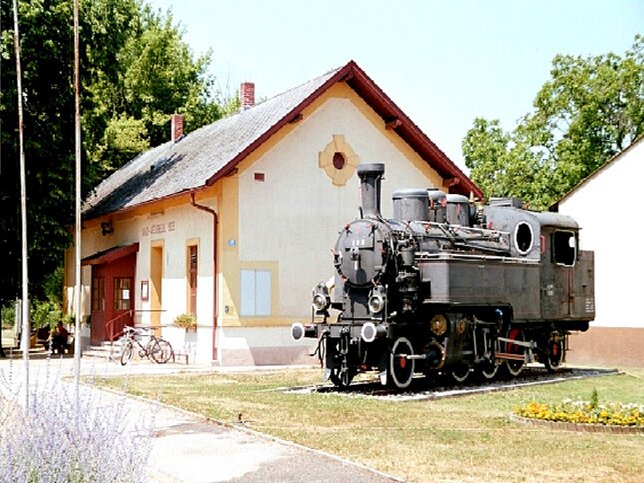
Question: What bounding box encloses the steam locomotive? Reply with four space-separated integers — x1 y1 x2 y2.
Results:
292 163 595 389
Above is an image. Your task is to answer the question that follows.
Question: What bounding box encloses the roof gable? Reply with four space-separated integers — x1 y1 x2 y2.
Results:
83 61 481 220
553 136 643 210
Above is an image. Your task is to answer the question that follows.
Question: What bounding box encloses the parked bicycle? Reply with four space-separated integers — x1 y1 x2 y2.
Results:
119 325 174 365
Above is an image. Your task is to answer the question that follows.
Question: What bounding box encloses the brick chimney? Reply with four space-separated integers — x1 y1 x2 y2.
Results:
171 113 184 142
240 82 255 110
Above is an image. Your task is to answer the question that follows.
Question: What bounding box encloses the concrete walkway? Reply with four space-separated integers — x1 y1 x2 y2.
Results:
0 356 403 482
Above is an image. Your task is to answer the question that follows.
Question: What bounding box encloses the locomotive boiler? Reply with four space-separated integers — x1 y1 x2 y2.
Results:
291 163 595 389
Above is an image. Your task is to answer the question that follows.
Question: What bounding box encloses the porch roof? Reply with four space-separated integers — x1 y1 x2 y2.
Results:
81 243 139 266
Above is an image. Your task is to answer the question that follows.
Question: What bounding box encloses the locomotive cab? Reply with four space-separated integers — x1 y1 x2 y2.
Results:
538 222 595 326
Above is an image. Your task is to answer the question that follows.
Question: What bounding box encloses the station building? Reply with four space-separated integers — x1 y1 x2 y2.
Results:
63 61 481 366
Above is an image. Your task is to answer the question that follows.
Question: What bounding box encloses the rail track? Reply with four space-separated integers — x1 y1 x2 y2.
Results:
286 366 620 401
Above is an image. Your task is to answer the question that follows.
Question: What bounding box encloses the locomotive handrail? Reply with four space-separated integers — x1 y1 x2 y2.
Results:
415 252 540 263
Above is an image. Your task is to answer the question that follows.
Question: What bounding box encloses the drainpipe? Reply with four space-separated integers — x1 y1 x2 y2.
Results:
190 192 219 363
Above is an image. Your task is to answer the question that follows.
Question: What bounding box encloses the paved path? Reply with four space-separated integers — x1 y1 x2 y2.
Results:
0 356 402 482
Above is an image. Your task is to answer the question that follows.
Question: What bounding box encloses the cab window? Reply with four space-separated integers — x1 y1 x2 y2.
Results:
552 231 576 266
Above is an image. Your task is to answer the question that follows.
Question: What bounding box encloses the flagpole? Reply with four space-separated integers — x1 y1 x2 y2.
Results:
73 0 82 388
12 0 29 408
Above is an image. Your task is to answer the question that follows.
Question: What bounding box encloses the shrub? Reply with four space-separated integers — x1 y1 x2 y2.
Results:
0 362 153 481
1 303 17 330
31 299 63 330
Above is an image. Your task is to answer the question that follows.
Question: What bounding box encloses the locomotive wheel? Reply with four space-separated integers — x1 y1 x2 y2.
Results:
503 328 526 377
330 365 355 387
477 360 499 380
544 336 564 373
388 337 415 389
450 362 471 383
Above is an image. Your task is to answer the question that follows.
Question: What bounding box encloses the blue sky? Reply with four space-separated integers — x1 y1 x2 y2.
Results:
147 0 642 170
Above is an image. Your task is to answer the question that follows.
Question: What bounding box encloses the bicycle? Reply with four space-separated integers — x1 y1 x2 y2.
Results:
119 325 174 366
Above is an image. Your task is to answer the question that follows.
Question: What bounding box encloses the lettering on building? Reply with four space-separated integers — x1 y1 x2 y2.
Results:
142 221 176 237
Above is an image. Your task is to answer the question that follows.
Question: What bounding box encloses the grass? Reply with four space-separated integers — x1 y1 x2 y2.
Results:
93 368 644 482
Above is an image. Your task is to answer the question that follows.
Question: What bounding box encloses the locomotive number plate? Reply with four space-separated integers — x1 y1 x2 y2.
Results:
349 237 374 249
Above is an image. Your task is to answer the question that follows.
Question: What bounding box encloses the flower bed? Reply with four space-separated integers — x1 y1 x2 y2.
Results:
514 389 643 428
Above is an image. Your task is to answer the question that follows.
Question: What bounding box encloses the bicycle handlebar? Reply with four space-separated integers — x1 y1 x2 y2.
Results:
122 325 152 337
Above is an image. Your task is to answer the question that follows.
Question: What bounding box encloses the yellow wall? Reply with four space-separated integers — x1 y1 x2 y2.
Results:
218 81 448 328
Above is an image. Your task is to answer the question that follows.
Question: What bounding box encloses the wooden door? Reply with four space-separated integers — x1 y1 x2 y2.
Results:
90 253 136 343
90 268 107 345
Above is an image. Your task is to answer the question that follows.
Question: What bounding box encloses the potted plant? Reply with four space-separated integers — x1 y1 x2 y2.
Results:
173 313 197 332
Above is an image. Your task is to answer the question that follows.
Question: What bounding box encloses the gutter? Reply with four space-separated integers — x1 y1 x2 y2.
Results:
190 191 219 363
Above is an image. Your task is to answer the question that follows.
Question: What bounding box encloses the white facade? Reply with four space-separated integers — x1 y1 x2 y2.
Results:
558 138 643 329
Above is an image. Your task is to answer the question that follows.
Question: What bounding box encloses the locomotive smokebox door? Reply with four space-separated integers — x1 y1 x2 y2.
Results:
336 220 389 287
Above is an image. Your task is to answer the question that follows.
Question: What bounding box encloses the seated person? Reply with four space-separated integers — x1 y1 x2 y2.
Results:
37 325 51 349
50 322 70 354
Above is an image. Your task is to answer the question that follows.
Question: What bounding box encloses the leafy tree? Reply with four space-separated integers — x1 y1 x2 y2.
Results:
0 0 222 302
463 36 643 210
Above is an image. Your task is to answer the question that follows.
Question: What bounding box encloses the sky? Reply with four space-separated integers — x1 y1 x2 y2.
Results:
147 0 642 171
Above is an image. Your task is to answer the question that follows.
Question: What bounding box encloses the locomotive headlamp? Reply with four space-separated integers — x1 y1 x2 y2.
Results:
368 285 386 314
311 284 330 312
312 293 328 311
368 294 384 314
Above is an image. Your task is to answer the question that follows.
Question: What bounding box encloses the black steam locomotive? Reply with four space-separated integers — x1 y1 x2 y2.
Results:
292 163 595 389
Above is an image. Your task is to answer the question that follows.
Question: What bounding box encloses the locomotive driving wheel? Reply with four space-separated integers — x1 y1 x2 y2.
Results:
543 333 564 373
503 328 526 377
388 337 415 389
450 362 471 383
477 359 499 380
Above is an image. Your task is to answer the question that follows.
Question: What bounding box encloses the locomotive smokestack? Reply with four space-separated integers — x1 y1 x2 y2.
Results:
357 163 385 218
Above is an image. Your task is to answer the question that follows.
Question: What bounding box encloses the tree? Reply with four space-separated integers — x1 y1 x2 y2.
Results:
0 0 222 302
463 36 643 210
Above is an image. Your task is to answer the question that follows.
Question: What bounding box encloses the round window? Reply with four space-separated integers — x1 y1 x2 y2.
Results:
332 152 346 170
514 221 533 255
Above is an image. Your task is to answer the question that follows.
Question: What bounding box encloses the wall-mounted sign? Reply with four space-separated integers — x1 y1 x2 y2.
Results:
142 220 176 237
140 280 149 301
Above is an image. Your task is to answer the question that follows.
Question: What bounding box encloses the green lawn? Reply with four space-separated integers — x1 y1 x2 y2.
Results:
94 368 644 482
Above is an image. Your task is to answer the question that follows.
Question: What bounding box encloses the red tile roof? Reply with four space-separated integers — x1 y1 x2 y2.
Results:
83 61 481 220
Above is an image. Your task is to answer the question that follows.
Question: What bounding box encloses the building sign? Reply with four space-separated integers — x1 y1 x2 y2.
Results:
142 220 176 237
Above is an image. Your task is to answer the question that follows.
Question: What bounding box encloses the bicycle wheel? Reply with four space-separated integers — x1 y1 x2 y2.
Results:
145 338 161 361
120 340 134 366
152 339 173 364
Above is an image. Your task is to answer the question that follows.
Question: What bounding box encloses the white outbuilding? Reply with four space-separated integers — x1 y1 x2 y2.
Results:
556 136 643 366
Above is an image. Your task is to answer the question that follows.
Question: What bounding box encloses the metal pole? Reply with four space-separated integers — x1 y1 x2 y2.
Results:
12 0 29 408
73 0 82 388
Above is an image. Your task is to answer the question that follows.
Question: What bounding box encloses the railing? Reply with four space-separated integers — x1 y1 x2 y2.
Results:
105 310 134 342
105 309 168 342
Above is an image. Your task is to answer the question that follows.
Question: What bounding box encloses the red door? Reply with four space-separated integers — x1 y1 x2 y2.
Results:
90 253 136 344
